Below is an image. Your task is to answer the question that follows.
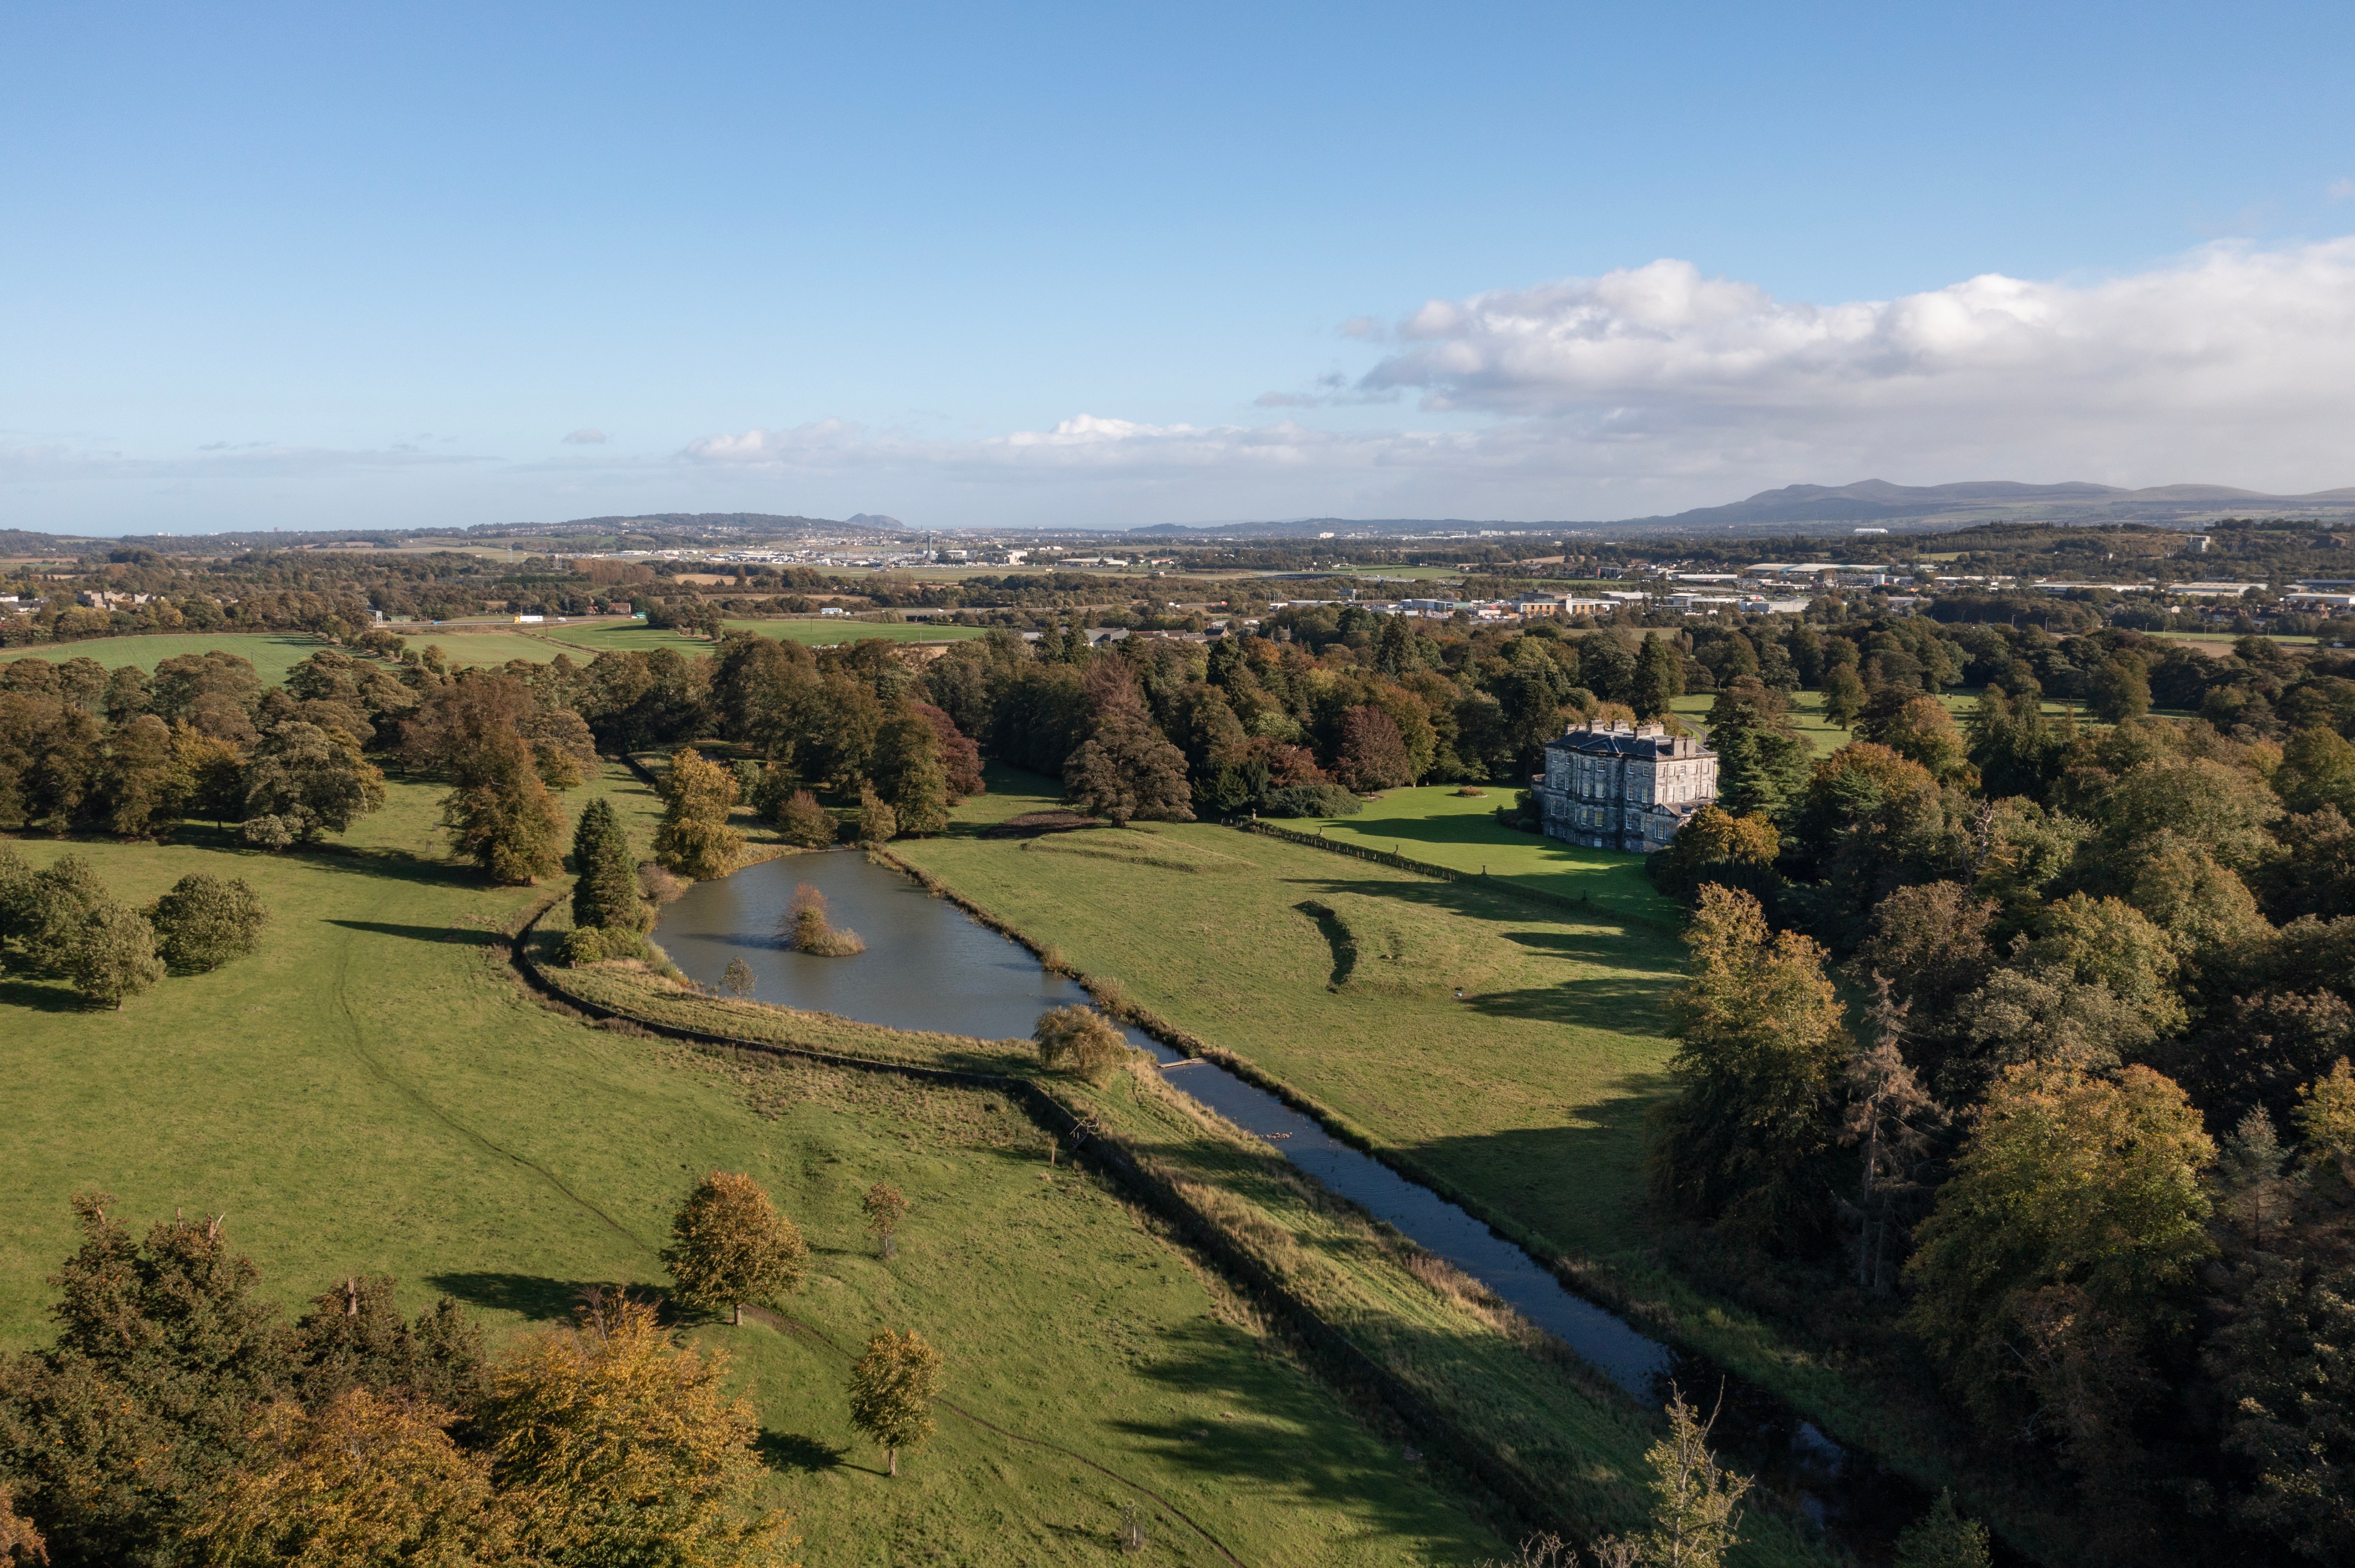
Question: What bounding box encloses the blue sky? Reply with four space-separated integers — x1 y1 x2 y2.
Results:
5 1 2353 534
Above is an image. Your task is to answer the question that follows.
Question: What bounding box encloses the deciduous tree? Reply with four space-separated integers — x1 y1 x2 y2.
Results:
653 749 744 880
1033 1004 1130 1083
661 1173 809 1326
846 1328 944 1478
241 722 385 846
149 873 268 972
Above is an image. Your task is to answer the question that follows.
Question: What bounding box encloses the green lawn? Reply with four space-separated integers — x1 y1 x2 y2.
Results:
1290 786 1676 929
0 772 1509 1566
0 632 333 684
893 771 1687 1275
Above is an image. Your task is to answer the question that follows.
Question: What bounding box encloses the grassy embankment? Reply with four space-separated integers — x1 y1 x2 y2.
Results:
0 769 1526 1567
885 772 2030 1548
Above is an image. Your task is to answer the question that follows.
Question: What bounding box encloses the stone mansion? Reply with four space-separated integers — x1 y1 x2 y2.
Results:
1533 719 1720 853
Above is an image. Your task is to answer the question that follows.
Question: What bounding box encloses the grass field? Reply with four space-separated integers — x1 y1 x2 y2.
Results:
893 772 1687 1277
0 632 333 684
1289 787 1676 929
887 774 1994 1549
0 772 1519 1566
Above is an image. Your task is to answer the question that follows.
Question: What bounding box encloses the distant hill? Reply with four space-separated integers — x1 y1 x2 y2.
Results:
1125 480 2355 540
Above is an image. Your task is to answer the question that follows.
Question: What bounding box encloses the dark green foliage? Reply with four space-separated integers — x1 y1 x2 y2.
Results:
60 900 163 1009
570 795 650 933
2207 1258 2355 1562
149 873 268 972
871 709 951 836
442 730 567 884
1632 631 1685 719
286 1274 488 1414
241 721 385 844
1892 1490 1991 1568
1259 783 1362 818
0 1196 292 1567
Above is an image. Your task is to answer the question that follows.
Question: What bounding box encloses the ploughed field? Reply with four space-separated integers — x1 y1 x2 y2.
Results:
0 770 1509 1566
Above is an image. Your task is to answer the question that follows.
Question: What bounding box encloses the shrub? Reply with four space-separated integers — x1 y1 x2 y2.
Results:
150 873 268 972
776 789 838 849
238 813 297 850
1033 1004 1131 1082
783 883 864 956
1259 783 1362 818
856 784 898 845
637 862 688 906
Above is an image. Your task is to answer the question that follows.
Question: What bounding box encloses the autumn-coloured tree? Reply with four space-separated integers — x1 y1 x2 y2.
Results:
1332 704 1413 792
173 723 248 828
847 1328 945 1477
1064 662 1192 826
784 883 863 956
1647 884 1849 1248
661 1172 810 1325
862 1183 910 1259
1033 1004 1130 1083
1904 1063 2215 1468
0 1485 44 1568
441 730 567 884
913 701 985 800
775 789 838 848
653 749 744 879
855 783 898 845
194 1390 511 1567
149 873 268 972
721 958 755 997
484 1293 790 1565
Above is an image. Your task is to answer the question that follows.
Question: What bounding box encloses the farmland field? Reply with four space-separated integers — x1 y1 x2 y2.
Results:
0 632 333 685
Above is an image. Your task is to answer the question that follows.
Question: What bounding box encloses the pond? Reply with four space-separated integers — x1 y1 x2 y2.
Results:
657 848 1940 1562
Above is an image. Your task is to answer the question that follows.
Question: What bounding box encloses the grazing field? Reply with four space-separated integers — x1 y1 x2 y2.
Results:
407 630 577 666
892 771 1689 1274
530 620 990 660
0 771 1515 1565
0 631 332 684
1287 786 1676 927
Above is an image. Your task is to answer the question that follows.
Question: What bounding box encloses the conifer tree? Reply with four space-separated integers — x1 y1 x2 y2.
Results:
661 1173 809 1326
847 1328 945 1477
1632 632 1686 720
569 795 649 933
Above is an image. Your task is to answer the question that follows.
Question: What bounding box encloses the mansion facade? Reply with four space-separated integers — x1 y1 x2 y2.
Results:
1533 719 1720 853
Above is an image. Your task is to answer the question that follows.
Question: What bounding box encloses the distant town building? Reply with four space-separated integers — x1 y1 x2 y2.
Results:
1533 720 1719 853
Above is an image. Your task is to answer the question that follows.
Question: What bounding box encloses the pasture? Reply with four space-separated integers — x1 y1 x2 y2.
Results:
0 771 1506 1566
0 632 332 685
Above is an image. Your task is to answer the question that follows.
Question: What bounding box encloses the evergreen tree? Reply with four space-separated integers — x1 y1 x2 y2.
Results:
1064 664 1192 826
661 1173 809 1326
1632 632 1686 720
568 795 648 933
0 1196 293 1565
149 873 268 972
441 730 566 885
1892 1490 1991 1568
846 1328 945 1477
652 749 744 880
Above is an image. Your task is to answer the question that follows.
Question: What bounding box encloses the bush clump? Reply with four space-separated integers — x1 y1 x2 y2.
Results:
637 862 688 907
783 883 864 957
560 926 651 966
776 789 839 849
150 873 269 972
1032 1004 1131 1082
1258 783 1363 819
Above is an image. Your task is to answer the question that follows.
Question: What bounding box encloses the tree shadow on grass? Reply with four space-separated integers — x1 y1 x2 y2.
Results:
0 976 90 1013
425 1271 620 1322
327 920 496 946
755 1431 848 1474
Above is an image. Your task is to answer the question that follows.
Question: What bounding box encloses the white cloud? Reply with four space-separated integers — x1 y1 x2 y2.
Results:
562 428 609 445
2331 178 2355 202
